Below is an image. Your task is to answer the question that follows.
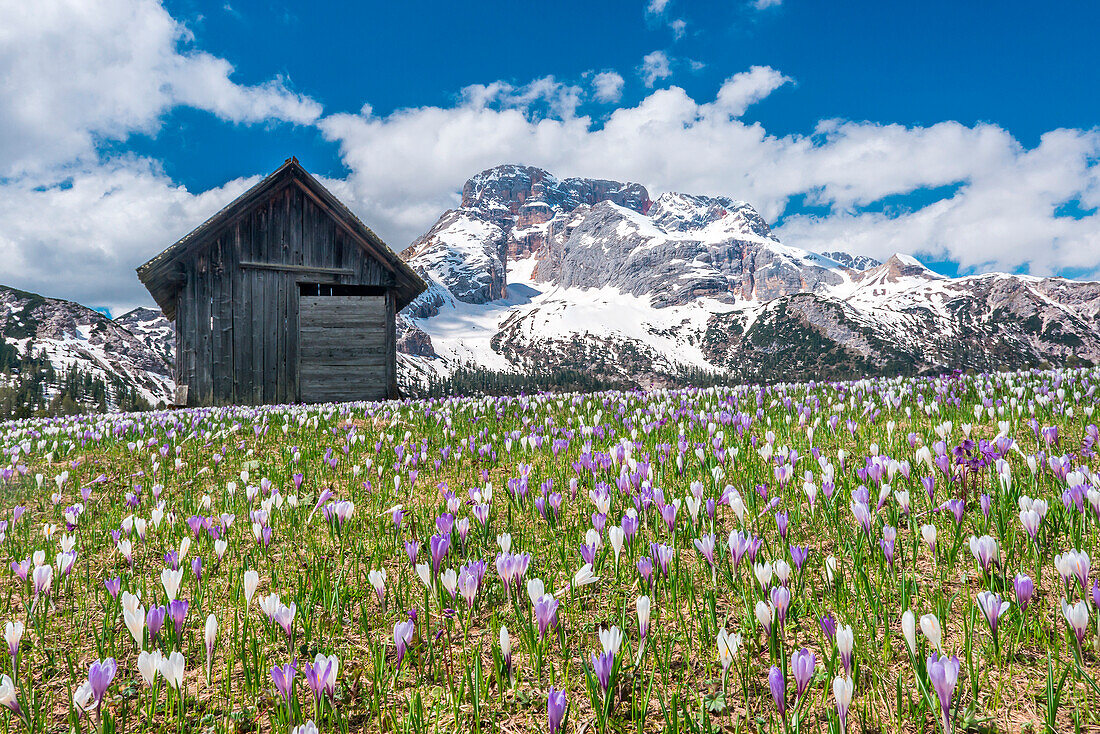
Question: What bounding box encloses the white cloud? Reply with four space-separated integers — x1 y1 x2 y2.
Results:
640 51 673 88
0 159 254 314
646 0 671 15
317 66 1100 281
753 0 782 9
592 72 626 104
0 0 321 176
669 18 687 40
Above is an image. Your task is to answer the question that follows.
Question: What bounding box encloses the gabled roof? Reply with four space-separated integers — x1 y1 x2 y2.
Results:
136 158 427 320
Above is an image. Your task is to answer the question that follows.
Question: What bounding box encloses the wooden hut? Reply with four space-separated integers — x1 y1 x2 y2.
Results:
137 157 427 407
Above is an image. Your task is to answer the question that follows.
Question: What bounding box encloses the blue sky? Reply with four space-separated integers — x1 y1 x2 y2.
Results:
2 0 1099 312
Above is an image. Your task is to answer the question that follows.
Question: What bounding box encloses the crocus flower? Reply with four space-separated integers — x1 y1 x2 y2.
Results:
968 535 999 572
104 577 121 599
1014 574 1035 612
833 676 854 734
976 591 1010 641
393 619 415 671
4 622 22 667
791 647 815 700
926 653 960 733
920 614 943 654
87 658 117 709
637 595 651 640
137 650 162 687
717 627 740 671
836 624 854 675
369 569 386 604
500 626 512 673
901 610 917 656
168 599 189 639
146 605 167 639
534 594 559 638
0 675 18 716
32 564 52 598
548 687 568 734
755 600 775 636
769 665 786 717
1061 598 1089 647
591 649 614 692
271 662 296 704
243 570 259 607
204 614 218 679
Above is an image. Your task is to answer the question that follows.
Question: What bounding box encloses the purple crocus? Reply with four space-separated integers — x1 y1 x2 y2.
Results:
976 591 1010 642
790 545 809 571
693 534 717 567
1014 574 1035 612
146 605 167 638
104 577 121 599
769 665 787 717
534 594 560 639
819 613 837 643
591 649 614 692
168 599 189 639
87 658 117 709
271 662 296 704
791 647 816 700
393 619 415 670
771 586 792 626
548 687 568 734
775 511 789 540
429 533 450 575
926 653 960 733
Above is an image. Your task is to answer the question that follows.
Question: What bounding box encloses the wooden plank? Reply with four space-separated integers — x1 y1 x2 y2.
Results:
290 184 304 266
386 290 397 398
300 368 387 381
234 220 252 404
300 344 388 360
196 253 213 404
297 331 386 348
239 261 356 276
180 262 197 406
300 295 386 307
250 269 264 405
264 263 278 404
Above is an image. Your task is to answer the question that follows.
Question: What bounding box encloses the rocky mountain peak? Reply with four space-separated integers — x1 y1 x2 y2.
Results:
820 251 881 271
874 253 943 282
647 192 773 239
460 164 651 220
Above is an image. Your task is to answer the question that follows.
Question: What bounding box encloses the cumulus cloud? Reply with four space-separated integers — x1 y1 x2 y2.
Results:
669 19 687 40
646 0 671 15
317 66 1100 281
753 0 782 9
592 72 626 104
0 0 321 176
640 51 673 88
0 159 255 314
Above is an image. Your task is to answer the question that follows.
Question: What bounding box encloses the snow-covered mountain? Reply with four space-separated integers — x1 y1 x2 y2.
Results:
398 164 1100 385
0 287 173 407
19 162 1099 404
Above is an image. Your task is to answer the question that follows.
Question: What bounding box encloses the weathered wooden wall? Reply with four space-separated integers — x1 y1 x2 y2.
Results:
174 183 397 406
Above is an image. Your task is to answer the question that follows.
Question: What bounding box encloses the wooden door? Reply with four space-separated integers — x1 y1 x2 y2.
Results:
298 295 388 403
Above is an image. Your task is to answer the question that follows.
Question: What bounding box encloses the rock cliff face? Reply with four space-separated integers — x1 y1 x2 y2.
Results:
0 287 173 405
397 164 1100 387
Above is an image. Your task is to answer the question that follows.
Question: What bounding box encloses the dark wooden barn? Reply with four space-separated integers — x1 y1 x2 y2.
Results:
136 158 427 407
